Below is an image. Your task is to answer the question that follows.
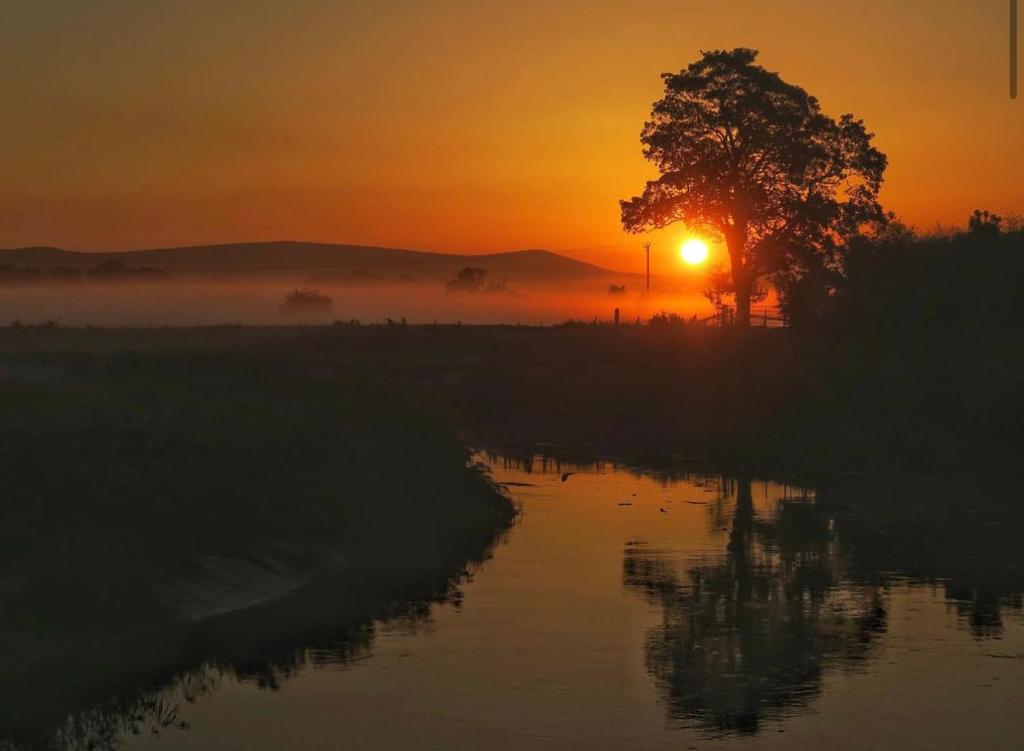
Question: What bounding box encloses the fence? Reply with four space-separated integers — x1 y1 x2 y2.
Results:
700 305 788 328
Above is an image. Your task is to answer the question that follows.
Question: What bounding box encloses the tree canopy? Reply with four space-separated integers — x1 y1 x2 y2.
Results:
621 48 887 327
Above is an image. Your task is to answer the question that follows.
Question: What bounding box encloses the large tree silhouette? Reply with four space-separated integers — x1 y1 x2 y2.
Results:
621 48 887 327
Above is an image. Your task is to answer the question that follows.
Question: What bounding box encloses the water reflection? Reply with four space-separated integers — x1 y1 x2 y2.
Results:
624 477 884 734
624 474 1024 737
0 539 500 751
38 594 452 751
824 479 1024 640
4 458 1024 750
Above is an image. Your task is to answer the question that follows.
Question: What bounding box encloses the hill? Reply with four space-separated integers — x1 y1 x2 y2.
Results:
0 242 616 283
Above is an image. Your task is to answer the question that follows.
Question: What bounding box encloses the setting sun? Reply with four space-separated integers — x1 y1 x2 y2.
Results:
680 238 709 266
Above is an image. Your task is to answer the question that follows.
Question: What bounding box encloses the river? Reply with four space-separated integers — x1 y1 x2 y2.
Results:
15 455 1024 750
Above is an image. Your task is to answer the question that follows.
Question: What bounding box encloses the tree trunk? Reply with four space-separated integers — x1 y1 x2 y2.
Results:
732 268 752 329
734 286 751 329
726 229 751 329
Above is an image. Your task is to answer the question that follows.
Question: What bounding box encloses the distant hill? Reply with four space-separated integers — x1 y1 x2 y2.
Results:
0 242 616 283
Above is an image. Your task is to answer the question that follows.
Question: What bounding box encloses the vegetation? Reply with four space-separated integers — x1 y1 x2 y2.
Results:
621 48 886 328
280 287 333 313
445 267 512 294
0 354 513 748
785 213 1024 332
647 311 690 327
0 259 167 284
87 259 168 280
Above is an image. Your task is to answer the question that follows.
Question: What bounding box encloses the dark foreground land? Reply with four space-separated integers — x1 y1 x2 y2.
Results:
0 350 514 749
2 320 1018 476
0 321 1020 748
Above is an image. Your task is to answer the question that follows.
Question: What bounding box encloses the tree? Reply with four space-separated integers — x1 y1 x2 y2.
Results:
445 267 511 294
967 209 1002 237
446 267 488 292
621 48 887 327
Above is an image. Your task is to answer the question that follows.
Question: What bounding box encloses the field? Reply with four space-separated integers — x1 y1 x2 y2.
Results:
2 320 1017 476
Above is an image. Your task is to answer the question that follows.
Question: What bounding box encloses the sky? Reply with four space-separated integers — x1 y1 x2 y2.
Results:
2 0 1022 272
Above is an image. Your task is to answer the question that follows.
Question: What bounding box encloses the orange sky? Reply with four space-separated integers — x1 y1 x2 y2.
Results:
2 0 1022 273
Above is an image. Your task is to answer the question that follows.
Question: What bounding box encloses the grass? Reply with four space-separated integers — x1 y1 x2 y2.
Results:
0 348 514 749
0 320 1019 477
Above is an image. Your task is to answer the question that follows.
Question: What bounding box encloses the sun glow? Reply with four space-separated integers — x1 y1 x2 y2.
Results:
680 238 709 266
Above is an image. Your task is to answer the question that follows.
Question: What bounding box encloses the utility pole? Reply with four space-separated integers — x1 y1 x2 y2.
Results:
1013 0 1019 99
643 242 651 292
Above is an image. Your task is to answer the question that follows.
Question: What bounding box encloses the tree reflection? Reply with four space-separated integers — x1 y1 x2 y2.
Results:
828 479 1024 640
0 572 468 751
624 477 886 735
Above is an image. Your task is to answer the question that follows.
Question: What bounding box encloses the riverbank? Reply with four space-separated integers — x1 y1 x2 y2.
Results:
0 355 514 748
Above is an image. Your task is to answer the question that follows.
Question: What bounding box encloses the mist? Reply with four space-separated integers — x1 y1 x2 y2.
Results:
0 277 714 327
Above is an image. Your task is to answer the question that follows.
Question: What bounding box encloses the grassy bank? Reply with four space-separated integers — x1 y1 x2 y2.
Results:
0 353 514 748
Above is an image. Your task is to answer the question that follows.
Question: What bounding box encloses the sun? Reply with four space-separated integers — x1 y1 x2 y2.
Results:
680 238 709 266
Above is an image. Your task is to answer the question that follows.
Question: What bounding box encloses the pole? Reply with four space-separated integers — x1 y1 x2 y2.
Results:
1013 0 1019 99
643 242 651 292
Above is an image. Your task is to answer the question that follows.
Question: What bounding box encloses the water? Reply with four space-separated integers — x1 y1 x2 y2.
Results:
10 457 1024 749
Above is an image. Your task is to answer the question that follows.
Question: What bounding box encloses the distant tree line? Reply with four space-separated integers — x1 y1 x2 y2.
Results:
0 259 168 284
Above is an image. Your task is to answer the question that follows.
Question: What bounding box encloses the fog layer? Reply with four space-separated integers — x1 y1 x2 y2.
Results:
0 278 713 327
